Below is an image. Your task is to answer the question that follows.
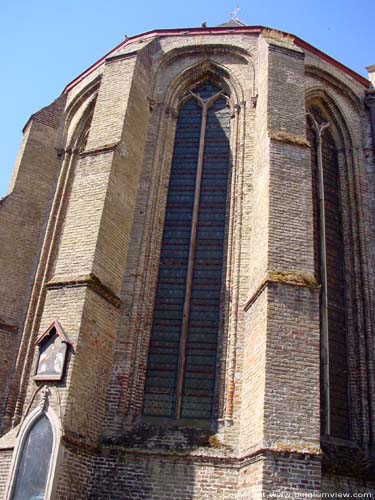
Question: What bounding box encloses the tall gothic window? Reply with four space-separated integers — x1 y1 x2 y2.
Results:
143 81 231 419
11 415 53 500
307 108 350 439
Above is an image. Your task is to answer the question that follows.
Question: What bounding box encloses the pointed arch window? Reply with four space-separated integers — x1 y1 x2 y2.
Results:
307 107 350 439
11 415 53 500
143 81 231 419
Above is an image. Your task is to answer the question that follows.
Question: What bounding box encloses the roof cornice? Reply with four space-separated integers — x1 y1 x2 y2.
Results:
63 26 369 94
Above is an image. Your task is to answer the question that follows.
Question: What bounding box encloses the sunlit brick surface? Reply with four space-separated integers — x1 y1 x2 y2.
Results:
1 26 375 499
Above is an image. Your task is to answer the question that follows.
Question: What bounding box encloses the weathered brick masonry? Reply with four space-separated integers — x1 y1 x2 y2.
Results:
0 22 374 499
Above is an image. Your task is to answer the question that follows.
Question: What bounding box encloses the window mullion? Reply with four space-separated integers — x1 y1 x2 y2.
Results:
310 114 331 436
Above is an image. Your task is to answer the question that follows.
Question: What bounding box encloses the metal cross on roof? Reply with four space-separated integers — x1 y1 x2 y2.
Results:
231 7 240 20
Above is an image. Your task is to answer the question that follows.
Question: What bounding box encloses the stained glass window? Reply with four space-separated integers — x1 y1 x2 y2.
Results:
307 109 349 439
143 81 231 419
12 415 53 500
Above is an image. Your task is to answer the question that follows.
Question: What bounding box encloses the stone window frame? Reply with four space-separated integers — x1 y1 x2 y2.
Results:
306 88 375 446
4 405 62 500
121 57 249 428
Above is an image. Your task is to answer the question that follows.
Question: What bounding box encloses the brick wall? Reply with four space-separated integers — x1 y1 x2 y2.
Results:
0 96 64 430
91 452 239 500
0 450 12 498
54 443 96 500
263 452 321 496
0 27 374 500
322 474 375 496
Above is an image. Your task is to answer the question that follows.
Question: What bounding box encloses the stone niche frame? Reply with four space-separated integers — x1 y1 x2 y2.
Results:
33 320 72 382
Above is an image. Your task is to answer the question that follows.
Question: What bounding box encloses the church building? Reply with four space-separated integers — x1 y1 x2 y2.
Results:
0 18 375 499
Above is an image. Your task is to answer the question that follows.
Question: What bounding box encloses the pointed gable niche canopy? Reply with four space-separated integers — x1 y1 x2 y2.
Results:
34 320 72 381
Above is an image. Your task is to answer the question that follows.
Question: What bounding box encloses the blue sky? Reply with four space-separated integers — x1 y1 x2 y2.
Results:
0 0 374 197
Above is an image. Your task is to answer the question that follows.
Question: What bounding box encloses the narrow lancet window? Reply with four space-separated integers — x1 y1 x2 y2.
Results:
307 108 349 439
143 81 231 419
11 415 53 500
